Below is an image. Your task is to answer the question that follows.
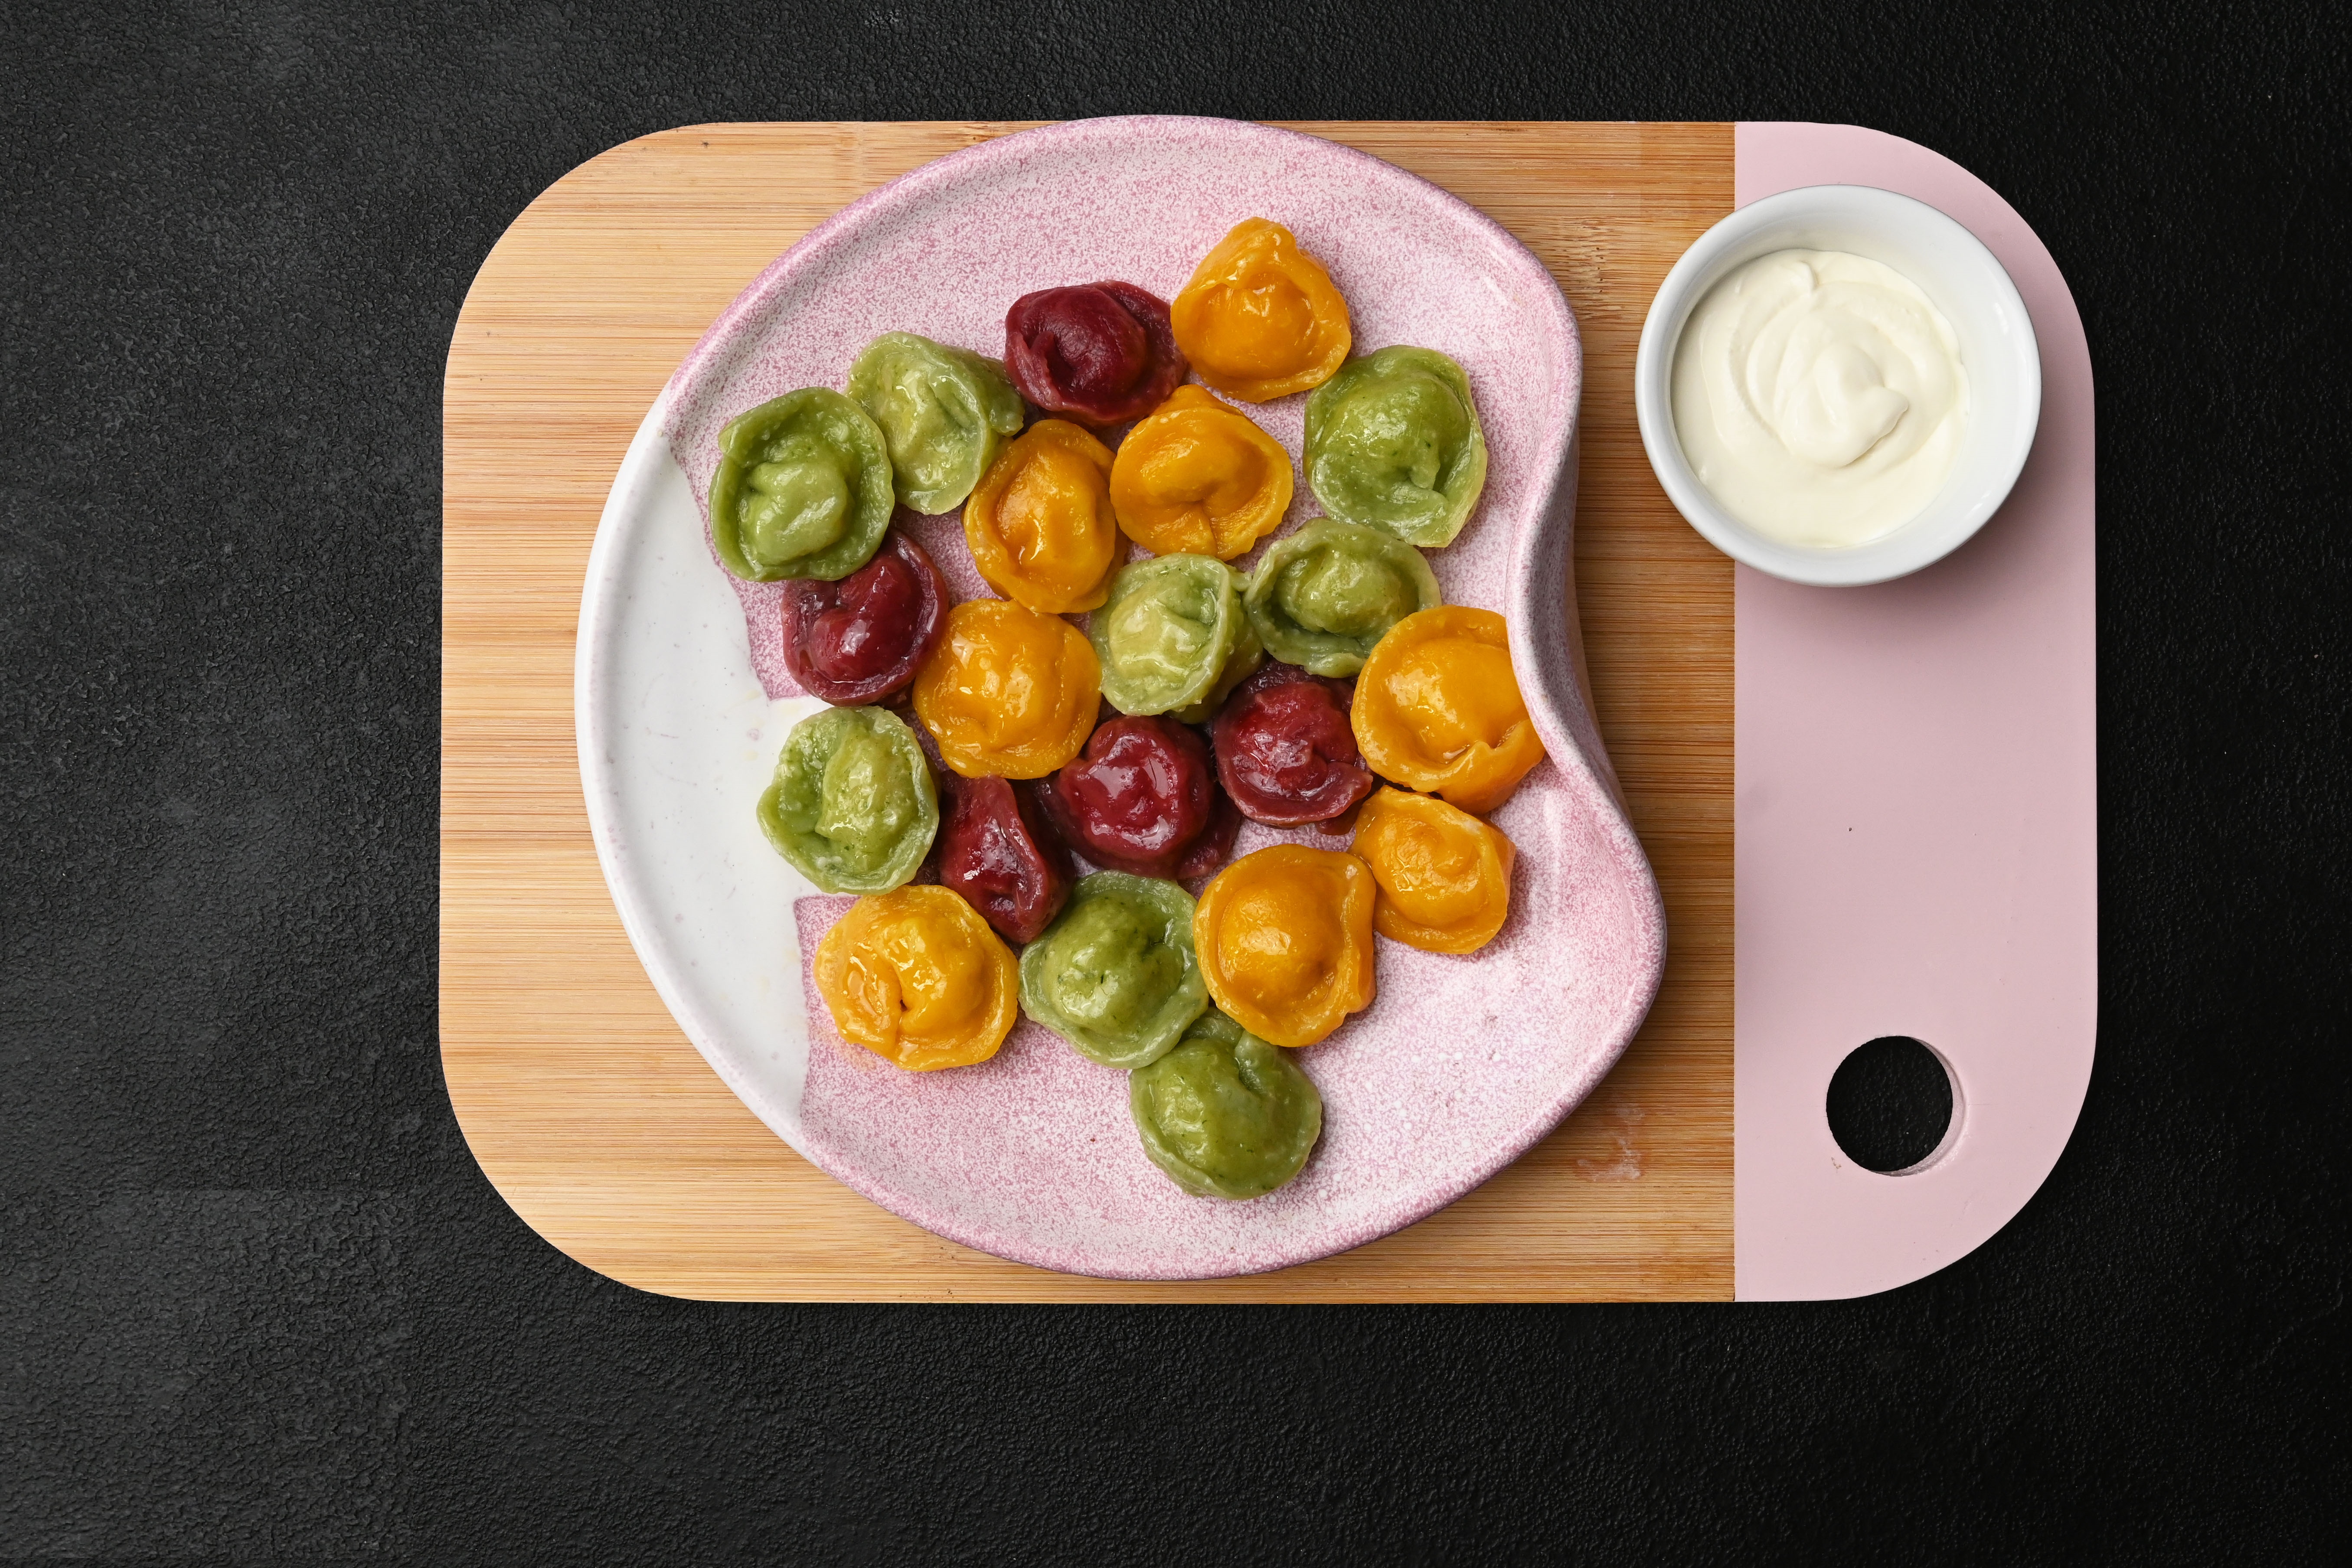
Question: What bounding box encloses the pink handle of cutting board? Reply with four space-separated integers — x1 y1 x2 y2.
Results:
1732 124 2097 1299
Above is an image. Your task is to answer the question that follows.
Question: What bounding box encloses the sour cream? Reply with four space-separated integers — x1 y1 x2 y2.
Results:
1671 249 1967 549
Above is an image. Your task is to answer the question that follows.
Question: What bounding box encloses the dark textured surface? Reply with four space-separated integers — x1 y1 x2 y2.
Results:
4 0 2348 1560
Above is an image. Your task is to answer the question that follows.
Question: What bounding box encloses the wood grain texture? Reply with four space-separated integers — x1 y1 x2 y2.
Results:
441 121 1733 1300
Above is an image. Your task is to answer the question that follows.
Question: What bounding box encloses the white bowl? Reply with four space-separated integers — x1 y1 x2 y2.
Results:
1635 184 2042 586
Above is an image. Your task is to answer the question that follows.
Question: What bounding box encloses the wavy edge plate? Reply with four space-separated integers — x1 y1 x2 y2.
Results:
575 117 1666 1278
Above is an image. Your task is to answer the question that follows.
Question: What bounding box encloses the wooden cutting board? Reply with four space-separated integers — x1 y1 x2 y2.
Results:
441 121 1734 1300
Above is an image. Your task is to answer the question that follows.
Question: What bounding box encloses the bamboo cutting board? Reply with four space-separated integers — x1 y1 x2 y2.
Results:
441 121 1734 1300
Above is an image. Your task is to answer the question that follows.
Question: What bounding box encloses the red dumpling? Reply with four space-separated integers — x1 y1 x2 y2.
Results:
936 776 1072 945
1211 662 1376 827
777 529 949 705
1004 282 1189 427
1034 715 1239 881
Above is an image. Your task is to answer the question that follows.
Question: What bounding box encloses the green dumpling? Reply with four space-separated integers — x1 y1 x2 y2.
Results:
756 706 938 893
1243 517 1443 677
1090 554 1251 718
1303 345 1488 548
845 331 1026 514
1129 1010 1323 1199
709 388 896 581
1019 872 1208 1069
1168 610 1262 725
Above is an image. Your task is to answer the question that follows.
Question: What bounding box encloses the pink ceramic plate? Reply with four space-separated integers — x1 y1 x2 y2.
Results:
575 117 1665 1278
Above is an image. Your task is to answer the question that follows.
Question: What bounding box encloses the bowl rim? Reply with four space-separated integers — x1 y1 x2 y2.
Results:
1634 183 2042 587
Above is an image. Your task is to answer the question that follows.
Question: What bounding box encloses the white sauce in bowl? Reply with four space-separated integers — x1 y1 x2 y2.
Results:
1670 249 1968 549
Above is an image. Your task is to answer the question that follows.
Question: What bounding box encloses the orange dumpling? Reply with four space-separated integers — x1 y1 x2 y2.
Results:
1170 218 1352 403
1191 845 1377 1048
963 419 1120 613
1349 606 1545 814
1108 385 1293 560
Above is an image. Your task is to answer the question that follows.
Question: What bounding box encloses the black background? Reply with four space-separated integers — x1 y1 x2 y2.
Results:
4 0 2347 1560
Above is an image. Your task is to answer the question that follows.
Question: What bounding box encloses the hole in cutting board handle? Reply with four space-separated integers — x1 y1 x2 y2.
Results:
1827 1036 1958 1174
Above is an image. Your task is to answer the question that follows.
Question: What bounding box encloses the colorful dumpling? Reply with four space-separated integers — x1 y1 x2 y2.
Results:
1350 606 1545 814
1303 346 1488 548
708 388 895 582
912 598 1101 779
1192 845 1377 1048
756 705 938 893
845 331 1026 514
1003 282 1188 427
1108 385 1293 560
1243 517 1442 677
777 528 949 705
1129 1010 1323 1199
1091 554 1251 718
1349 786 1516 954
935 775 1072 946
964 419 1121 614
1210 662 1376 827
1035 715 1240 882
1170 218 1351 403
1168 609 1262 727
814 886 1019 1071
1019 872 1209 1069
